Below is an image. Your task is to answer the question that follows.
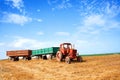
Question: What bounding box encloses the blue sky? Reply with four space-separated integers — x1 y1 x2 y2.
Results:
0 0 120 59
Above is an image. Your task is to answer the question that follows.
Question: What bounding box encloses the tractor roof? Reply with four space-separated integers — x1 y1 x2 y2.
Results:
61 43 71 45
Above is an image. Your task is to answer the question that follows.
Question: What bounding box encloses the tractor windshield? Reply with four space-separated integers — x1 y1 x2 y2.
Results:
63 44 72 49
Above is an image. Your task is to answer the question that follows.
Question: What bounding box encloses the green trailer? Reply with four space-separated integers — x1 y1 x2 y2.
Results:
32 47 59 59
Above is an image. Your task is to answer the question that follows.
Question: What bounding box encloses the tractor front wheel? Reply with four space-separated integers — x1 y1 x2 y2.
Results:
56 51 63 62
65 56 71 64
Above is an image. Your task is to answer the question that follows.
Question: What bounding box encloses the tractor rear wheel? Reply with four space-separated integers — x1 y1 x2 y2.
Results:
56 51 63 62
77 56 82 62
65 56 71 64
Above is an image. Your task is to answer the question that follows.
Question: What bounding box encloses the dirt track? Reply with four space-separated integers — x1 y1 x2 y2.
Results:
0 54 120 80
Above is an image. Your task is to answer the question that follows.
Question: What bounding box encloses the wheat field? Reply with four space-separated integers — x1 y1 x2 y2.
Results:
0 54 120 80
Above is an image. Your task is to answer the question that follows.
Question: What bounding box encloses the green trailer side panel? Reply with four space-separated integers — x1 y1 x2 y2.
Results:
32 50 36 55
32 47 59 56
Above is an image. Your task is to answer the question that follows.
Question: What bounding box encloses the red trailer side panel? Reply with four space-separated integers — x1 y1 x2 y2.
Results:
7 50 32 57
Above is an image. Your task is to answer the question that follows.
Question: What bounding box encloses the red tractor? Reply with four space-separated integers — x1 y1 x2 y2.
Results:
56 43 82 64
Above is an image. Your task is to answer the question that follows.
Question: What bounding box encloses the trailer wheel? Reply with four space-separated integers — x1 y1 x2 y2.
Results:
77 56 82 62
16 57 19 61
13 58 16 61
28 57 31 60
65 56 71 64
56 51 63 62
46 54 52 60
42 55 47 60
12 57 18 61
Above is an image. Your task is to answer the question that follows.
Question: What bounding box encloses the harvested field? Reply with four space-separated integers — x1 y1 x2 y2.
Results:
0 54 120 80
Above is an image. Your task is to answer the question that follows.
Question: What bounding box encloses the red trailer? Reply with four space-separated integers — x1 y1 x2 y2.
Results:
6 50 32 61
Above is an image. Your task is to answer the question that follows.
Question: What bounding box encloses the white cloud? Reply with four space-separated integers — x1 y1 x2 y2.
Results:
10 37 53 49
37 32 44 35
105 2 120 18
78 14 120 34
1 13 42 25
6 0 24 12
84 15 105 26
77 0 120 17
56 32 70 36
2 13 32 25
57 0 72 9
48 0 72 10
77 15 103 34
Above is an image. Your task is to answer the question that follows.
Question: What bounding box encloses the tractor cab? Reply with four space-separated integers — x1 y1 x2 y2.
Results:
60 43 72 55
